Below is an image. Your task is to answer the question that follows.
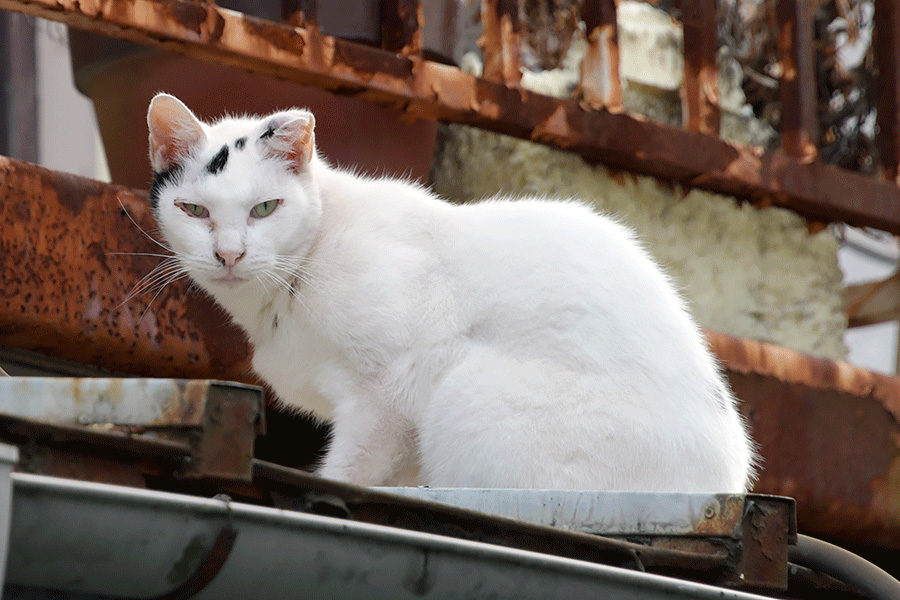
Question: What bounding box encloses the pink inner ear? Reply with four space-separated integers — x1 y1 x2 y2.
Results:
259 112 316 173
148 95 205 171
293 121 315 166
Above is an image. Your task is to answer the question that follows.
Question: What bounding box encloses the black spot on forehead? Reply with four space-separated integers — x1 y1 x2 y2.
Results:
235 137 247 150
149 164 184 211
206 144 229 175
260 125 276 140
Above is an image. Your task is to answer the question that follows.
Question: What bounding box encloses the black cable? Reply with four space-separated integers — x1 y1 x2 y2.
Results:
789 534 900 600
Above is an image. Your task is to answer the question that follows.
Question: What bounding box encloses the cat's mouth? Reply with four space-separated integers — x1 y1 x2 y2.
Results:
210 275 248 287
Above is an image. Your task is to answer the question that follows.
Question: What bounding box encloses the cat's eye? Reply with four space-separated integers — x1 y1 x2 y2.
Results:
251 199 281 219
176 202 209 218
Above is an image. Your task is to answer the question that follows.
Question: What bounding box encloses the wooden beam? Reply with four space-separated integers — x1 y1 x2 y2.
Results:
0 0 899 233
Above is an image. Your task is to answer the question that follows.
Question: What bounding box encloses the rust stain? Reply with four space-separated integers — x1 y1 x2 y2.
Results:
156 379 209 426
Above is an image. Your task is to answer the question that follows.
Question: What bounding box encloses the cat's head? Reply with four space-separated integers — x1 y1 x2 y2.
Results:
146 93 322 292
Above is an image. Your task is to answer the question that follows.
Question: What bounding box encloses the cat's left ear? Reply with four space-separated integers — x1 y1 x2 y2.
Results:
258 110 316 173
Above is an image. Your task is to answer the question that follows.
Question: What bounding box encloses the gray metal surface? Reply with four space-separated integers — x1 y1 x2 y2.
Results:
0 443 18 593
5 474 777 600
376 487 744 536
0 377 261 427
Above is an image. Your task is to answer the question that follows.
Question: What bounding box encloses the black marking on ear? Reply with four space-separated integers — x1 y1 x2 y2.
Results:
149 164 184 210
260 125 276 140
273 314 279 330
206 145 229 175
235 137 247 150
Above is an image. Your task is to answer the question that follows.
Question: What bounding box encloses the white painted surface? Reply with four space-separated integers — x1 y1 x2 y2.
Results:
838 228 899 374
34 19 109 181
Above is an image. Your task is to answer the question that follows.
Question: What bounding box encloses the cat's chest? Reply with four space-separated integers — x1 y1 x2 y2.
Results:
247 301 335 418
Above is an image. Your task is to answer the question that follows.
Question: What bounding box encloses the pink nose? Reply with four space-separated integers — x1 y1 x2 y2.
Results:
215 249 245 268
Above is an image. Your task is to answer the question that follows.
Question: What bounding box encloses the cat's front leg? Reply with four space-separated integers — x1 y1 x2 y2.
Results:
316 402 414 486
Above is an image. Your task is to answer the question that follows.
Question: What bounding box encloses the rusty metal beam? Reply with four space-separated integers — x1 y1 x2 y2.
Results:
0 0 898 232
707 330 900 550
0 155 252 381
776 0 819 160
875 0 900 184
2 152 900 551
678 0 720 136
578 0 622 111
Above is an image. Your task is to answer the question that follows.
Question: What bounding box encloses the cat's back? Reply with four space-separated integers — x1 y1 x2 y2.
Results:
436 197 694 343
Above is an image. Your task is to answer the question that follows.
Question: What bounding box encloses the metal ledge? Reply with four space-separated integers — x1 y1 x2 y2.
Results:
4 473 777 600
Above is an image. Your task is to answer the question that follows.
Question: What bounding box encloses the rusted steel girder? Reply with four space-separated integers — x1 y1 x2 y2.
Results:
708 330 900 550
677 0 720 136
1 0 899 232
480 0 523 87
776 0 819 160
3 154 900 550
0 155 252 382
875 0 900 184
578 0 622 111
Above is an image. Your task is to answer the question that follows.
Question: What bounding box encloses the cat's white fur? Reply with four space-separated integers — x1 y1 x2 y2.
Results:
147 93 757 492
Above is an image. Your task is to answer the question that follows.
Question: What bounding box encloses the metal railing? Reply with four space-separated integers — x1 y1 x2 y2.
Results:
0 0 898 232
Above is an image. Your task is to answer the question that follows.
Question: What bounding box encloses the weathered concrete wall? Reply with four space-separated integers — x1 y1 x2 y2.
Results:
432 3 846 359
431 125 847 359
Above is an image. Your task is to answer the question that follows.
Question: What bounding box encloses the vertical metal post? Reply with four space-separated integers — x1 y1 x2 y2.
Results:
281 0 317 28
679 0 720 135
0 443 19 593
578 0 622 111
776 0 819 160
480 0 522 86
381 0 423 56
875 0 900 184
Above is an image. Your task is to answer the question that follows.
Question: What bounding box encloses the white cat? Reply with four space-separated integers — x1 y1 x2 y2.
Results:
147 93 757 492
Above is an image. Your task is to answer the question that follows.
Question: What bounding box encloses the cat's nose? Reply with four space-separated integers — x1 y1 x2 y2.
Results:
215 249 245 268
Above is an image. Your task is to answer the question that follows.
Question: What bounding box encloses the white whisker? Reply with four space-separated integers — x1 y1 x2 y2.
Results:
117 198 174 253
108 252 174 258
139 271 190 320
118 257 187 309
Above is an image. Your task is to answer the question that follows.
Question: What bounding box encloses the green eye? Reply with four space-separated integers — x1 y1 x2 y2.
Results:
252 199 281 218
176 202 208 218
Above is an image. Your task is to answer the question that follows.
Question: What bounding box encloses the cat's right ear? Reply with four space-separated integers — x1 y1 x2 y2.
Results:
147 93 206 172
